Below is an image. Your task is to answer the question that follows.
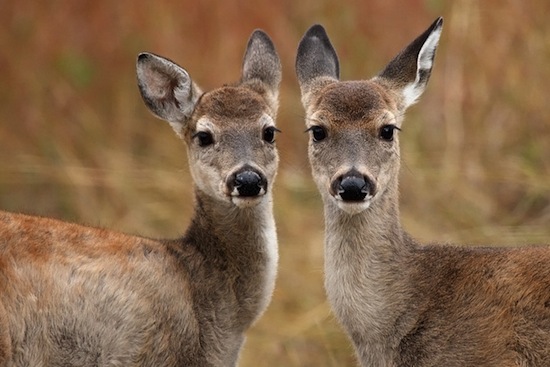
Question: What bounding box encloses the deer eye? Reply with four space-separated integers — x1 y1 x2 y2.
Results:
262 126 280 144
307 126 327 142
193 131 214 147
379 125 400 142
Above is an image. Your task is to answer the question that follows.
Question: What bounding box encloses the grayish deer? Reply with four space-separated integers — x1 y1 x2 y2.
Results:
0 29 281 366
296 18 550 367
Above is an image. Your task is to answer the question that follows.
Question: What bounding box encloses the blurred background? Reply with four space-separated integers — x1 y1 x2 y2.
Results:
1 0 549 365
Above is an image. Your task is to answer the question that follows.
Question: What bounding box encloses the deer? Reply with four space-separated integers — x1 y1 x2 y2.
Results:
295 17 550 367
0 29 281 367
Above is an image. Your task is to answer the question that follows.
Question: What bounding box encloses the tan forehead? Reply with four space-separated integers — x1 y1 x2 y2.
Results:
194 86 267 123
313 80 397 124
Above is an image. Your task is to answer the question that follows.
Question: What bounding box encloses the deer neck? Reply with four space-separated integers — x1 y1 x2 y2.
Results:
184 188 278 327
323 185 407 264
322 185 414 358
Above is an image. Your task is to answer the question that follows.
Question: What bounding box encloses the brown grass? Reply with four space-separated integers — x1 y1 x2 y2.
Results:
1 0 549 365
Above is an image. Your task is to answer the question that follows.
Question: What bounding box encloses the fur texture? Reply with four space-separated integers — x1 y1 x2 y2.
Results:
0 29 281 367
296 18 550 367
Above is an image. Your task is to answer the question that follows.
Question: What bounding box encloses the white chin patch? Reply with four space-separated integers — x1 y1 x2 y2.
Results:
334 197 372 215
231 195 264 208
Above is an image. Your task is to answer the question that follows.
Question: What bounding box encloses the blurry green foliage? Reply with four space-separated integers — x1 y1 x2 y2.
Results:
56 51 96 89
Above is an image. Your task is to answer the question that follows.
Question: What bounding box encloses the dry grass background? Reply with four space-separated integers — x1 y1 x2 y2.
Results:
1 0 550 365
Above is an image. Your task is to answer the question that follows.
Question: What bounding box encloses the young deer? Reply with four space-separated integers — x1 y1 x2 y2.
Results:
0 30 281 366
296 18 550 367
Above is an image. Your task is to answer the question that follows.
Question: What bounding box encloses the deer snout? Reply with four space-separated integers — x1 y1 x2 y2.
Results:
227 165 268 198
332 170 376 202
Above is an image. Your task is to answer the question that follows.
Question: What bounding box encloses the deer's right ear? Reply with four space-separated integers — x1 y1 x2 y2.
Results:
295 24 339 104
136 53 202 135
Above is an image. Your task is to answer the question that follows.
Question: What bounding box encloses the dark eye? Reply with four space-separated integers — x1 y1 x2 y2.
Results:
307 126 327 142
193 131 214 147
379 125 400 141
263 126 280 144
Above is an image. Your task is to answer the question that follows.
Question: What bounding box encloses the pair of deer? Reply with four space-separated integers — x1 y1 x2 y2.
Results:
1 17 549 367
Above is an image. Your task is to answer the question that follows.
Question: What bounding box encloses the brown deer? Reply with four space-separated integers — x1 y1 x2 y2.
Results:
0 29 281 366
296 18 550 367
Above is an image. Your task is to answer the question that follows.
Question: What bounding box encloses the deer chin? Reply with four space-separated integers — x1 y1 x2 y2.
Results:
333 195 373 215
230 193 266 208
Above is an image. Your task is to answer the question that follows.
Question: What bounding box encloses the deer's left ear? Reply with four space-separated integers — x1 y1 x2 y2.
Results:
378 17 443 110
241 30 282 115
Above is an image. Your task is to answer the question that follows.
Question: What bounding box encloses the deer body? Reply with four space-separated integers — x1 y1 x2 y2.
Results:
0 29 281 367
296 19 550 366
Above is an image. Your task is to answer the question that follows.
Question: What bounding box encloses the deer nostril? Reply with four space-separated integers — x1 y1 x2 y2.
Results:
337 176 371 202
234 171 265 197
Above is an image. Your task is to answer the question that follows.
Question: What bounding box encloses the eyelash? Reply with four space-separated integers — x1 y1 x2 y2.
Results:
379 125 401 141
263 126 281 144
305 126 328 142
305 125 401 142
192 127 282 147
192 131 214 147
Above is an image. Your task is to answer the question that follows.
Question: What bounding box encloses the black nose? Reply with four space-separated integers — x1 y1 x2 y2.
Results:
233 170 266 197
333 171 374 202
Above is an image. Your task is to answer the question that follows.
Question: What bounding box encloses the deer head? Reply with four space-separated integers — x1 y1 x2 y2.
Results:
296 18 443 215
137 30 282 208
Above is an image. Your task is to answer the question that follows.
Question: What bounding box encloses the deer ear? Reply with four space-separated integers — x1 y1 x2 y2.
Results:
378 17 443 110
136 52 202 136
241 30 282 114
295 24 340 105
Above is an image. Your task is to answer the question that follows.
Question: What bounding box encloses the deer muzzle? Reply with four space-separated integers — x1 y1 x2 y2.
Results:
227 165 268 198
331 169 375 202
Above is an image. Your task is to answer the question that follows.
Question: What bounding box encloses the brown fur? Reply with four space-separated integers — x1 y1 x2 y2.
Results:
0 29 281 367
296 19 550 367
